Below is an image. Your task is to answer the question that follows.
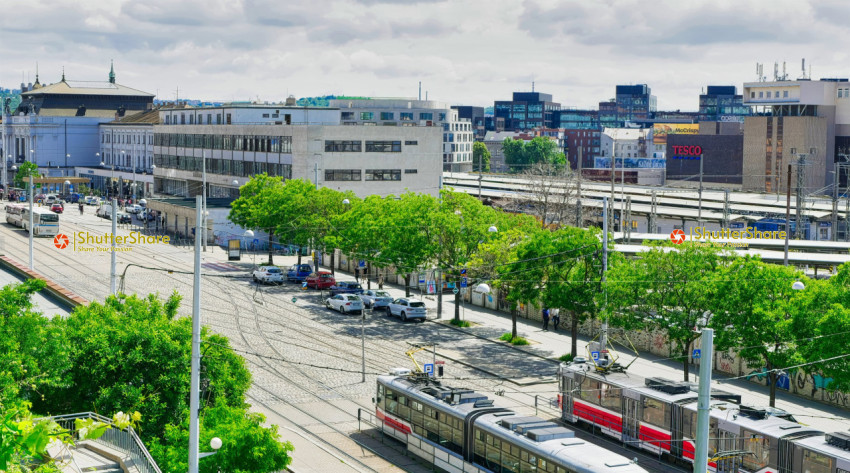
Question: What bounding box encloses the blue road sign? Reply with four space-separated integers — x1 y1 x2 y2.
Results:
423 363 435 376
692 349 701 359
591 351 600 361
359 259 366 267
460 269 467 275
302 282 308 288
460 277 468 288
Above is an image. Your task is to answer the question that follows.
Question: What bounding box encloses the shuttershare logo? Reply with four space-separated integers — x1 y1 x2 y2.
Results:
54 233 70 249
670 229 685 245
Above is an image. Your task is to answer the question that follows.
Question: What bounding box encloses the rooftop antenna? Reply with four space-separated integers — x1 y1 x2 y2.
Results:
532 80 535 92
418 81 421 101
773 62 778 81
782 61 786 80
801 58 806 79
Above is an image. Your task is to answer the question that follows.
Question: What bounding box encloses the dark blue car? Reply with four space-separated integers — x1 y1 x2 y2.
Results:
329 281 364 296
286 264 313 282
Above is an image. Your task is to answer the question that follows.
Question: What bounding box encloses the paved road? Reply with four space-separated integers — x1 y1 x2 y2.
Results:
0 206 845 473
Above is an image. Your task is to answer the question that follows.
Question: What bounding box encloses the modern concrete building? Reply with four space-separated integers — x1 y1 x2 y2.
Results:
698 85 751 122
596 128 663 185
152 103 443 200
328 98 472 172
452 105 485 141
91 108 161 199
741 78 850 194
2 65 154 182
493 91 561 132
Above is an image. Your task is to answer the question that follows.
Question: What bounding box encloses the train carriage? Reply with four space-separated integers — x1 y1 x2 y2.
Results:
559 361 850 472
376 369 648 473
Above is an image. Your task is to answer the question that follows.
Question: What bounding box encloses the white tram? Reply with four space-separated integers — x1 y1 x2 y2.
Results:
376 369 648 473
559 361 850 473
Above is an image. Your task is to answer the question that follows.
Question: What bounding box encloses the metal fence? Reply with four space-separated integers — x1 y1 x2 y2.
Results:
45 412 162 473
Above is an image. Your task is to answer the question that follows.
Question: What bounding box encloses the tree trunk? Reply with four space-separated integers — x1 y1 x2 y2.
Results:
511 305 517 339
769 370 777 407
454 284 461 322
404 273 411 297
571 313 579 357
267 229 274 266
297 251 302 266
330 250 335 276
367 261 371 289
437 271 443 319
682 345 691 382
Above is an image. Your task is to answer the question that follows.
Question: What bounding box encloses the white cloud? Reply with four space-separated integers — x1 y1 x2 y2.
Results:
1 0 849 111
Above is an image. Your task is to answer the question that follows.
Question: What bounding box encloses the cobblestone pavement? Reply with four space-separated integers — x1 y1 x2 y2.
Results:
2 208 845 473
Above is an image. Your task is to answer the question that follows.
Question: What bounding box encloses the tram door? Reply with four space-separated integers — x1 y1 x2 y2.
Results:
561 378 574 420
716 430 741 473
622 397 640 444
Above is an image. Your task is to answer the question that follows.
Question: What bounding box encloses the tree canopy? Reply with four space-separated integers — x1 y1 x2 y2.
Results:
502 137 566 173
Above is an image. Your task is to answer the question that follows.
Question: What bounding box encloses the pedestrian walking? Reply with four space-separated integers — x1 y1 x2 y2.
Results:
79 203 84 215
552 308 560 332
542 307 550 331
378 273 384 289
355 266 360 281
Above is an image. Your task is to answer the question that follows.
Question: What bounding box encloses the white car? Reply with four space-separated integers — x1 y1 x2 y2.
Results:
387 298 428 322
126 204 143 214
326 294 364 315
252 266 283 284
360 290 393 310
85 196 101 206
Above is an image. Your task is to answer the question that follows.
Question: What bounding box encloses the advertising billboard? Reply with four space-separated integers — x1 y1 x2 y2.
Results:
652 123 699 144
595 157 666 169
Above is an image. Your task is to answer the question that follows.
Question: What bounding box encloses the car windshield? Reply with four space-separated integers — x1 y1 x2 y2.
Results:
299 265 312 271
375 291 391 297
410 302 426 308
320 274 332 279
267 268 281 273
345 295 361 301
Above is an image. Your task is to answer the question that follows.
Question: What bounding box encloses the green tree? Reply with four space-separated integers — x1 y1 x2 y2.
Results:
330 195 390 278
507 226 607 356
228 174 286 265
472 142 491 172
502 138 526 172
274 179 319 266
607 241 725 381
501 137 565 173
308 187 358 275
13 162 39 190
709 257 808 406
149 405 293 473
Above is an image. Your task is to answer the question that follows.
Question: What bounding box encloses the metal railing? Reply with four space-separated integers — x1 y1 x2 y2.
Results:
45 412 162 473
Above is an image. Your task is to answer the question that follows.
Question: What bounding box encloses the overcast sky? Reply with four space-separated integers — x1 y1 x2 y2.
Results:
2 0 849 111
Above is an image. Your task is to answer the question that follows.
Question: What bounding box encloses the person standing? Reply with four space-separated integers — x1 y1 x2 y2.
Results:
552 308 560 332
542 307 550 331
378 273 384 289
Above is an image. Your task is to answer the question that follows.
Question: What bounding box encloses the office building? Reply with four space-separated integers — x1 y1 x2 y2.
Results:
493 92 560 132
329 98 472 172
452 106 486 141
698 86 751 122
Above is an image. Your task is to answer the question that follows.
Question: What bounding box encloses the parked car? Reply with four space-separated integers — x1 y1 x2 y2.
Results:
66 193 82 203
85 196 100 205
44 194 58 205
360 290 393 309
117 212 132 224
387 298 428 322
329 281 364 296
125 204 143 214
305 271 335 289
286 264 314 282
252 265 284 284
34 193 47 203
325 294 364 315
50 203 64 214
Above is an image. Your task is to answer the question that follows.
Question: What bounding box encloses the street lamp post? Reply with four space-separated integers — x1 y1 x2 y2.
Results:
28 176 34 270
65 153 70 176
101 160 115 199
119 150 125 199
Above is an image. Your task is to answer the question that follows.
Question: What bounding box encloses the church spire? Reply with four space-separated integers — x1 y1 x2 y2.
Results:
61 66 65 82
34 62 40 86
109 60 115 84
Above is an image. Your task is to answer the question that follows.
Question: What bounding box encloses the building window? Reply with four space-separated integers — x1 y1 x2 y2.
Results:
359 112 373 120
366 169 401 181
840 89 845 98
404 140 418 145
380 112 394 120
419 112 433 121
341 111 354 120
262 113 270 118
325 169 362 181
365 141 401 152
751 92 755 98
404 169 418 174
759 92 763 98
226 114 231 124
400 112 413 121
783 90 789 98
324 140 362 152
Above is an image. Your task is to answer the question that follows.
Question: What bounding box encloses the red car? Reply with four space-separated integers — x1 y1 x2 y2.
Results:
50 203 64 213
305 271 335 289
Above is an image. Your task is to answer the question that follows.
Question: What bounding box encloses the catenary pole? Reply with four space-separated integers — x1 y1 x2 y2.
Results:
188 195 203 473
28 177 34 270
783 163 792 266
601 197 608 353
111 199 117 294
693 328 714 473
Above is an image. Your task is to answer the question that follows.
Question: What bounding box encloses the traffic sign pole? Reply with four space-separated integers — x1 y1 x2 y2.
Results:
694 329 713 473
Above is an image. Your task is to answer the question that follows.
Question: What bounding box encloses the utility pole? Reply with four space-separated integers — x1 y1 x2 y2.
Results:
693 328 714 473
722 189 731 229
697 153 704 227
795 153 805 240
783 163 792 266
576 147 583 227
361 308 366 383
28 177 34 270
111 199 117 294
477 150 482 199
436 267 442 320
188 195 203 473
601 197 608 355
649 190 657 233
833 160 839 242
202 153 207 252
625 196 632 243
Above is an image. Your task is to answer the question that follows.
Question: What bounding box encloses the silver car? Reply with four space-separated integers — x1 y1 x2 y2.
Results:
388 298 427 322
326 294 364 315
252 266 284 284
360 290 393 310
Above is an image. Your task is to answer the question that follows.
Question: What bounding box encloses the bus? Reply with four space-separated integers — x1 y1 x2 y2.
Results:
6 204 60 237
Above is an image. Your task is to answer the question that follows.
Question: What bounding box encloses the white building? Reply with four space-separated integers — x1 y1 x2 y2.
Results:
328 98 473 172
598 127 664 185
152 103 443 199
92 108 160 199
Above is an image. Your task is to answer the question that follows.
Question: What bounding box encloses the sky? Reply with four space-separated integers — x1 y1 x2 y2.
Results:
2 0 849 111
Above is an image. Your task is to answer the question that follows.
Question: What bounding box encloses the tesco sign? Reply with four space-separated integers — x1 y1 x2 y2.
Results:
671 145 703 156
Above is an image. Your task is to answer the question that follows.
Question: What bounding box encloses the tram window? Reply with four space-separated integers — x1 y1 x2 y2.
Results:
502 451 520 473
385 389 398 415
474 429 486 465
599 382 622 412
641 397 671 430
577 377 599 404
801 448 834 473
410 402 423 427
486 447 502 472
741 430 770 471
397 395 410 421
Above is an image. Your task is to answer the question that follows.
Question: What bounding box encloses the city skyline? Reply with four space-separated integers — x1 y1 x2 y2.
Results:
2 0 849 111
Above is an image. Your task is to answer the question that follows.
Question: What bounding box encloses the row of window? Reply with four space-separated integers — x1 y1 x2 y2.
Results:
838 88 850 98
473 428 573 473
575 377 670 430
153 154 291 179
163 112 233 125
154 133 293 153
101 133 152 145
751 90 790 99
444 133 472 143
324 169 403 181
378 385 464 455
324 140 404 153
341 111 448 122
